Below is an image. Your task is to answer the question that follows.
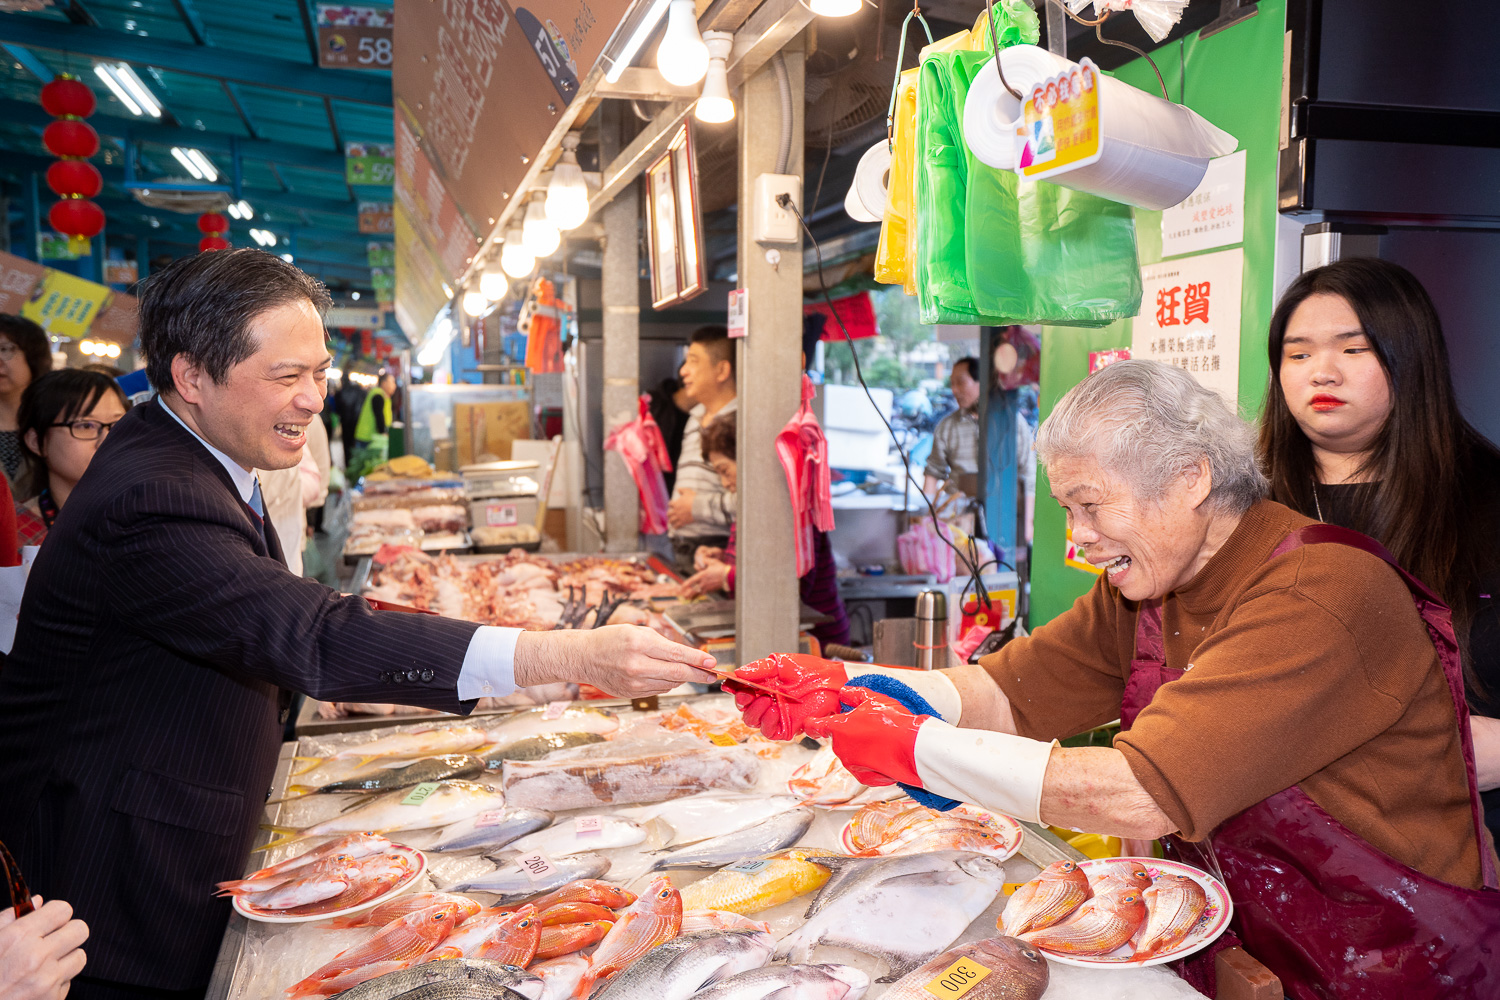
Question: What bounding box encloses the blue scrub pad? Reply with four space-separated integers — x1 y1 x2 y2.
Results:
844 673 961 812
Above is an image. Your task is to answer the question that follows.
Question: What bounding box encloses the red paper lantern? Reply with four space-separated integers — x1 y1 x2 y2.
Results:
199 236 231 252
40 76 96 119
45 160 103 199
48 199 105 241
42 119 100 159
197 212 229 235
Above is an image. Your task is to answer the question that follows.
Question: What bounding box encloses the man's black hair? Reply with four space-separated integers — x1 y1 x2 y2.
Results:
689 324 734 381
954 356 980 381
138 248 331 394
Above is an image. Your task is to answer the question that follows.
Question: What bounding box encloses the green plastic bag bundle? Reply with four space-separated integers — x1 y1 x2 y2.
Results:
914 45 1142 326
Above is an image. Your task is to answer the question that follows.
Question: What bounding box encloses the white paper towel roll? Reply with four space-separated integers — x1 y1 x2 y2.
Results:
844 182 881 223
853 140 893 219
963 45 1237 210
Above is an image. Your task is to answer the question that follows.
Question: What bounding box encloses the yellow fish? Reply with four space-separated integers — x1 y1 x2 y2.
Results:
677 849 837 915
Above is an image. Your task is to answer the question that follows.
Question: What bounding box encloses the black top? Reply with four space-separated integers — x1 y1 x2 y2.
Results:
0 398 481 990
1313 481 1500 835
0 427 24 482
646 377 690 494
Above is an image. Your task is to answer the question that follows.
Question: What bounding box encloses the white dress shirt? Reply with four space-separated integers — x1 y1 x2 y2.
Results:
159 398 521 698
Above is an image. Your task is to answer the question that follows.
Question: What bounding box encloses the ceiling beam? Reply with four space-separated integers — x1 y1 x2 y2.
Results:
170 0 210 46
0 17 392 105
0 98 346 172
2 43 54 83
294 0 321 66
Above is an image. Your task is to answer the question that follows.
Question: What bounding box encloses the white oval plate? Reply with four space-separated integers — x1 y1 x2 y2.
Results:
838 801 1023 861
1029 857 1234 969
786 763 904 810
233 845 426 924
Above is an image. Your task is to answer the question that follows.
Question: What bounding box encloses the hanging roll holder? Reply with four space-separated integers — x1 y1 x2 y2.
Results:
884 5 935 151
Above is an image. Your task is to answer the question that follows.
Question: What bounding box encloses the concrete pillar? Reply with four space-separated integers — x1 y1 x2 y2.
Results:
734 44 805 662
599 104 642 552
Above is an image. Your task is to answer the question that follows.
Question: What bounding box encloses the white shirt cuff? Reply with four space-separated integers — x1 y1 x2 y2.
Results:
456 626 523 700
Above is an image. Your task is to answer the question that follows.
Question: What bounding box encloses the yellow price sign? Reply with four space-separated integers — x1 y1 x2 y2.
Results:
922 957 991 1000
708 732 738 747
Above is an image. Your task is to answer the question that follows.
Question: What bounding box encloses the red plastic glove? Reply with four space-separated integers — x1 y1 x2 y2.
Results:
803 687 930 787
724 652 849 742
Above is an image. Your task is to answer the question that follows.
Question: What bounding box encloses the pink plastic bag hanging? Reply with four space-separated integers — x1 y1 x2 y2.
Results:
775 375 836 577
604 395 674 534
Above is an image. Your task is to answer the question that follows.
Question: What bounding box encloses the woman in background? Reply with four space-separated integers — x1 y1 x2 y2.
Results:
1258 257 1500 837
0 316 54 492
15 370 129 553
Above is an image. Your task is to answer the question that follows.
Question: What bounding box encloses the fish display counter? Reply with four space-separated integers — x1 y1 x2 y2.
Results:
205 697 1230 1000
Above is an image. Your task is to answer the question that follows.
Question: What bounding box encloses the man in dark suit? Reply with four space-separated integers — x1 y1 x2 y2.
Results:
0 249 715 1000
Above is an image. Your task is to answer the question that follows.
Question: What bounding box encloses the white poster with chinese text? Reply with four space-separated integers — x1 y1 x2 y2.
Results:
1160 150 1246 258
1130 247 1243 407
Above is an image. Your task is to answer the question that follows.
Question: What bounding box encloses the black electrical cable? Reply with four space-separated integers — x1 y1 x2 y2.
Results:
778 191 996 612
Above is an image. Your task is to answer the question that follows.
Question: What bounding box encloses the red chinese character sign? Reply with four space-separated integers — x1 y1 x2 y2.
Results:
1130 247 1243 407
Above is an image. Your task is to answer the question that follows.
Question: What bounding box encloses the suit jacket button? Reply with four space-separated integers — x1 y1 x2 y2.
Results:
406 669 419 682
378 671 389 682
420 669 434 682
392 672 403 683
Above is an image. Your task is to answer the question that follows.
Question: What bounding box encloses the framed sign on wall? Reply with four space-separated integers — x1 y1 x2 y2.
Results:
645 124 707 309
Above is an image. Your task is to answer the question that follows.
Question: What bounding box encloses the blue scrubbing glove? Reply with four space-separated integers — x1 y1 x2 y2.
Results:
844 673 961 812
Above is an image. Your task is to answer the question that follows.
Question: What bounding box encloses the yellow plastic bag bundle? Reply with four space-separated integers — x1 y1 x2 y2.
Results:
873 69 920 293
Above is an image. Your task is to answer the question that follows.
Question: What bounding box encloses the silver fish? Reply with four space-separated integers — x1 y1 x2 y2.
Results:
502 816 648 858
260 780 507 853
485 706 619 744
651 808 815 870
617 795 804 848
590 930 775 1000
689 964 869 1000
446 852 612 901
778 851 1010 981
430 808 556 853
879 938 1048 1000
479 733 608 769
327 958 545 1000
289 754 485 797
400 986 533 1000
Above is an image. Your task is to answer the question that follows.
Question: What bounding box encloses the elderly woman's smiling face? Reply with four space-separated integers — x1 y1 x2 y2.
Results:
1048 449 1219 601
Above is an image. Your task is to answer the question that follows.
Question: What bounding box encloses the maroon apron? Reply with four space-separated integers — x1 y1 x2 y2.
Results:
1119 524 1500 999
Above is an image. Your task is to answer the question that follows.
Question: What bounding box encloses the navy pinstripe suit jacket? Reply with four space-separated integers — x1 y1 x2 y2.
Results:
0 398 482 990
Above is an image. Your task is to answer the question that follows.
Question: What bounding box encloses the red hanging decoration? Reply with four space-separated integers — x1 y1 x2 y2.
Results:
196 212 230 252
40 74 104 255
45 160 103 199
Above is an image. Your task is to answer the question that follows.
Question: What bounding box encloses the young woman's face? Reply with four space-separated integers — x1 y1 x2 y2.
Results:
30 391 127 493
0 334 33 399
1278 293 1393 463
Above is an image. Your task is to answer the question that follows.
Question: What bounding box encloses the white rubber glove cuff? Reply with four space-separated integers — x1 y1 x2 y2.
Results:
843 665 963 724
911 719 1055 824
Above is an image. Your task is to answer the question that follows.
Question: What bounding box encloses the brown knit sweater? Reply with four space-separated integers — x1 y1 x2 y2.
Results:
982 500 1488 889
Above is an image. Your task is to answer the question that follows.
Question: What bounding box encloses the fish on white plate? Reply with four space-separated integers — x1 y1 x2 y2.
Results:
689 964 869 1000
444 852 612 902
589 930 775 1000
787 747 900 808
218 833 394 895
429 808 555 853
650 808 814 870
500 816 648 858
484 706 619 745
616 794 803 847
777 851 1011 981
258 780 506 853
239 851 410 911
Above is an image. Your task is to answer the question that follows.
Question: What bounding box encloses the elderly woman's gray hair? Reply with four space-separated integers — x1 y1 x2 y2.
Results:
1036 360 1268 513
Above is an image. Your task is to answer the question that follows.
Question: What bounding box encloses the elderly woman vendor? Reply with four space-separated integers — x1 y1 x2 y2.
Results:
730 360 1499 996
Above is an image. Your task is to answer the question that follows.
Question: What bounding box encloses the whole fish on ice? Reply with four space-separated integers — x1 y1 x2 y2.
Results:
690 963 869 1000
680 910 771 935
574 875 682 997
678 848 835 916
446 853 612 901
430 808 556 853
502 747 759 812
616 794 803 847
514 879 636 912
327 892 480 929
650 808 814 870
293 726 488 773
480 733 607 769
533 955 590 1000
260 781 506 852
501 816 648 858
485 707 619 745
438 904 541 965
324 958 544 1000
879 937 1048 1000
282 754 485 799
285 900 473 996
588 930 775 1000
777 851 1009 980
535 919 613 959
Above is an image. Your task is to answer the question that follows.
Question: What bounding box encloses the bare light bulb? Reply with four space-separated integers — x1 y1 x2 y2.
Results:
546 133 591 231
695 32 735 123
462 290 489 317
479 265 508 301
522 194 561 258
657 0 708 86
501 226 536 278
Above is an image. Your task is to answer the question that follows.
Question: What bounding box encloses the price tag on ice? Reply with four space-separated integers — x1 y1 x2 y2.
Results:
516 852 556 881
707 732 738 747
401 781 441 806
922 958 991 1000
574 815 604 836
724 859 771 875
543 701 569 720
473 810 507 828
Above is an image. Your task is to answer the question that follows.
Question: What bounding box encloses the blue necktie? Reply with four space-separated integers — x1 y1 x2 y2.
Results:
248 477 269 548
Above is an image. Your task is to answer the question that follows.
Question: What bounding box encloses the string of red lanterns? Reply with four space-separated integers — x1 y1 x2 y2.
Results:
40 75 105 255
197 211 230 252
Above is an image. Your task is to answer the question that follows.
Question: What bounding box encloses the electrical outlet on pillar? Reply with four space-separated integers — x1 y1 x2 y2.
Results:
752 173 802 245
